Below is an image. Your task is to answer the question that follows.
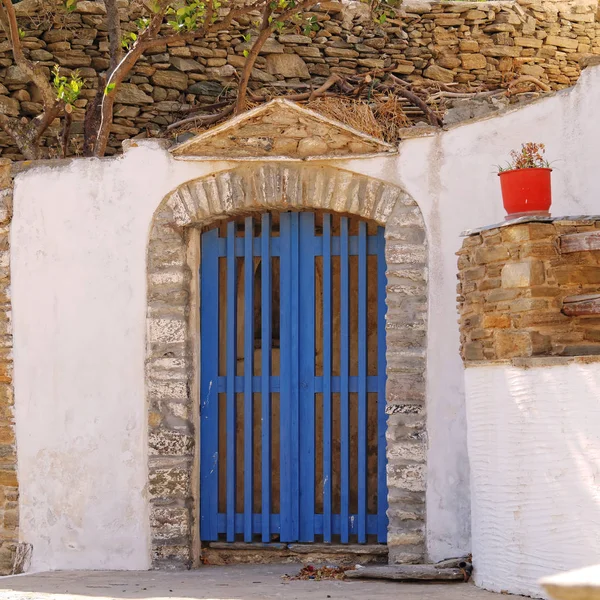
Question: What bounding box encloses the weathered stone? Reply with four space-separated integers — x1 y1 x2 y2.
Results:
75 0 106 14
151 70 189 91
546 35 579 49
205 65 236 78
278 34 312 44
169 57 203 72
265 54 310 78
423 64 455 83
187 81 224 96
460 53 487 70
115 83 154 105
0 97 19 118
4 66 29 86
494 331 533 358
501 260 545 288
324 47 359 58
30 49 54 61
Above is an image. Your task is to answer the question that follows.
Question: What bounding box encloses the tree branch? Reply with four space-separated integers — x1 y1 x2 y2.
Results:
105 0 123 73
234 2 272 115
0 0 57 110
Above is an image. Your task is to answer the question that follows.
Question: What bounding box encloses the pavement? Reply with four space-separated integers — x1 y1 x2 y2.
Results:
0 565 509 600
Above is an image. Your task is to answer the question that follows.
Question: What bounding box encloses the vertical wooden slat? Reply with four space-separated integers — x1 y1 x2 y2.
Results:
357 221 368 543
290 212 300 540
200 228 219 541
377 225 389 543
279 212 292 542
243 217 254 542
261 213 272 542
299 212 316 542
225 221 237 542
340 216 350 543
322 213 333 543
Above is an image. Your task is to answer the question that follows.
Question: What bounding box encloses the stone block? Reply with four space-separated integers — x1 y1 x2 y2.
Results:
501 260 545 288
115 83 154 105
265 54 310 78
494 330 533 358
423 64 455 83
474 245 509 264
460 53 487 70
149 467 190 499
149 430 193 456
482 314 511 329
515 37 543 48
546 35 579 49
151 70 189 91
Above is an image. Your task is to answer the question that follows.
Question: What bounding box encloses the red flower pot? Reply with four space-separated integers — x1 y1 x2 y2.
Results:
498 167 552 218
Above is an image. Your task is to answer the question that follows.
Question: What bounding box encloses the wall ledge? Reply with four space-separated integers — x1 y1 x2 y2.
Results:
465 355 600 368
462 214 600 237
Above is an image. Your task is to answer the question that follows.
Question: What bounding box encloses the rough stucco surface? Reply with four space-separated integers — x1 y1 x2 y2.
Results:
147 163 428 567
465 362 600 599
10 65 600 571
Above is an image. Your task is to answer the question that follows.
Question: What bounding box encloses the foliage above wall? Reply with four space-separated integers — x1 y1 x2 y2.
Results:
0 0 596 159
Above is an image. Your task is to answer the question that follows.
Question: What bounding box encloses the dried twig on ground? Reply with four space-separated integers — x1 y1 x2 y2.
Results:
282 565 351 581
507 75 552 93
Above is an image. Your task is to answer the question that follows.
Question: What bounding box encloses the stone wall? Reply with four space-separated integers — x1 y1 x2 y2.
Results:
457 217 600 363
0 0 598 158
0 161 18 575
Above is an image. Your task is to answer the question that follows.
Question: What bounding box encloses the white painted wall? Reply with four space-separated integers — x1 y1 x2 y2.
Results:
11 147 235 570
465 362 600 599
11 65 600 570
341 64 600 561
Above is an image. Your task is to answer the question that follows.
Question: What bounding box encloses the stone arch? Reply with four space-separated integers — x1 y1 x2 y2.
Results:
146 162 428 568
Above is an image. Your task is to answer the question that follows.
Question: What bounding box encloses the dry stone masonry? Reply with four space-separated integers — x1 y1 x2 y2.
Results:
0 0 598 157
0 161 18 575
457 217 600 363
146 163 427 567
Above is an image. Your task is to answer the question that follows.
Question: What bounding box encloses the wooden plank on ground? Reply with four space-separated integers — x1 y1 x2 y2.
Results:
345 565 466 581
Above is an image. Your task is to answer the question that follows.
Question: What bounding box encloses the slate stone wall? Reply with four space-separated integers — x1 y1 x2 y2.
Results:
457 218 600 363
0 0 597 158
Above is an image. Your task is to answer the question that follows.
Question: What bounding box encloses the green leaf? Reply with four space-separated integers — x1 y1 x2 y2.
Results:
105 82 116 95
243 49 249 57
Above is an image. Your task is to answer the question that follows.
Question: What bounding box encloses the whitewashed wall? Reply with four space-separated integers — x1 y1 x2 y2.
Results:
11 65 600 571
465 362 600 599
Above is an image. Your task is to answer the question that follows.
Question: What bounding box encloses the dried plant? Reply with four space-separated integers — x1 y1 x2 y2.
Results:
499 142 551 172
307 97 384 140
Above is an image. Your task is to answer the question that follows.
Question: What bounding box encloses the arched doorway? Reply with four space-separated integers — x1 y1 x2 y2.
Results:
200 211 387 546
146 163 428 567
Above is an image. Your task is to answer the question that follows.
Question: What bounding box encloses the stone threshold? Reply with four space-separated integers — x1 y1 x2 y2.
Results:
461 215 600 237
207 541 388 554
465 355 600 368
202 542 388 565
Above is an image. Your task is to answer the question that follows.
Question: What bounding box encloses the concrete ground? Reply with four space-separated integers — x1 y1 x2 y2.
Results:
0 565 509 600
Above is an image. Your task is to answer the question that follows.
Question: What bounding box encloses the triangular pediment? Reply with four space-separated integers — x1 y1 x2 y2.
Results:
170 98 396 159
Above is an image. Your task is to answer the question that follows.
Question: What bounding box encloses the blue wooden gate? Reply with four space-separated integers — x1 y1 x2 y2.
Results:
200 212 388 545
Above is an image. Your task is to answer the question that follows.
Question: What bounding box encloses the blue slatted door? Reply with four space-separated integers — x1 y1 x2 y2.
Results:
200 213 388 544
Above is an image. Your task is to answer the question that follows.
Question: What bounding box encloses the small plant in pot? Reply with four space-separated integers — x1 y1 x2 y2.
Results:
498 143 552 218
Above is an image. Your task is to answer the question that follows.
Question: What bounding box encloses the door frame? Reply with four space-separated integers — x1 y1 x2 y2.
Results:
145 163 428 568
